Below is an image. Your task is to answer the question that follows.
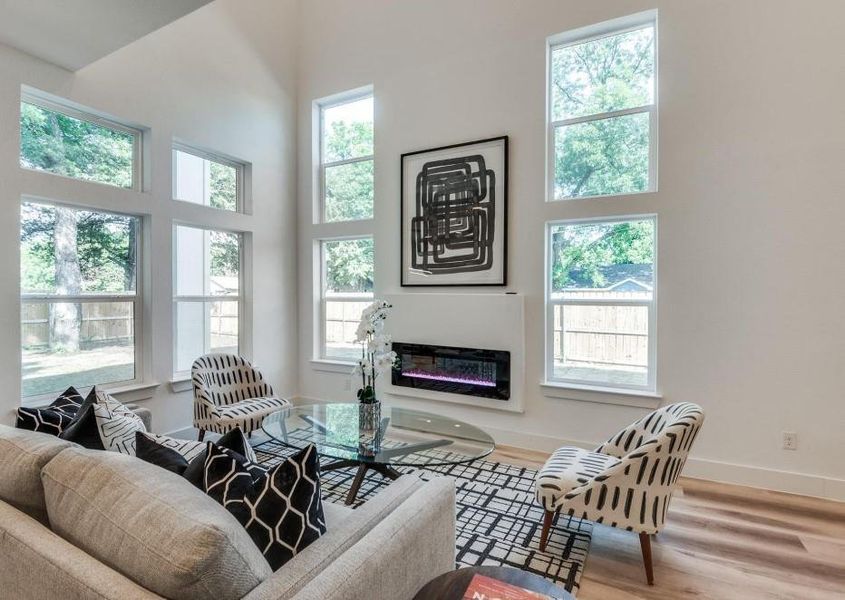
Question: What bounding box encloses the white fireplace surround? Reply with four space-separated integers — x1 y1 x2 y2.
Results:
383 293 525 413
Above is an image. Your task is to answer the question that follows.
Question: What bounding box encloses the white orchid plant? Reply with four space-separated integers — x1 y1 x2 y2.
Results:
352 300 397 404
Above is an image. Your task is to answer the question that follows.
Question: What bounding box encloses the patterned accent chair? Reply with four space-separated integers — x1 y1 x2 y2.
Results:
192 354 290 440
535 402 705 585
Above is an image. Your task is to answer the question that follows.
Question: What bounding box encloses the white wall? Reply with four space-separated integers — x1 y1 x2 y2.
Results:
296 0 845 500
0 0 299 434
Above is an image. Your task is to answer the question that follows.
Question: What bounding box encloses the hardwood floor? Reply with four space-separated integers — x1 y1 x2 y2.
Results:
488 446 845 600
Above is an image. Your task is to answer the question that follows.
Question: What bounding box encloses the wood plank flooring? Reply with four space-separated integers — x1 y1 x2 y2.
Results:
488 446 845 600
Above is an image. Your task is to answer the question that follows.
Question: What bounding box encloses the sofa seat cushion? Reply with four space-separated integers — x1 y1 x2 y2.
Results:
535 446 621 511
41 446 272 600
0 424 73 524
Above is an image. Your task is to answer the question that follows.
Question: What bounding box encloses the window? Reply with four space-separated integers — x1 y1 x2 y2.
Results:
173 144 243 212
319 94 374 222
320 237 374 360
546 216 656 392
20 95 140 189
173 225 242 375
548 13 656 200
20 202 141 399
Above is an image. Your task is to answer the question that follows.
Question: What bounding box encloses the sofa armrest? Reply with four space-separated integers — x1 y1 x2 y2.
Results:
291 476 456 600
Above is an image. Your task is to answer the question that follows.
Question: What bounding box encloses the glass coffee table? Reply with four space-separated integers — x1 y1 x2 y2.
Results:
262 403 495 504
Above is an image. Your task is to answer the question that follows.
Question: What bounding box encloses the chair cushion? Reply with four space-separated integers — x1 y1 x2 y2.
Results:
213 397 289 426
0 424 73 523
41 446 272 600
535 447 621 511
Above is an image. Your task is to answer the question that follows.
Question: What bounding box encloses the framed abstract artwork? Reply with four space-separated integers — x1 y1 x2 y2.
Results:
401 136 508 286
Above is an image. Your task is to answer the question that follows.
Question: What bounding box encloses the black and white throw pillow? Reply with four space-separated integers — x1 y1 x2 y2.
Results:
15 386 91 435
91 393 146 454
137 428 257 489
203 443 326 570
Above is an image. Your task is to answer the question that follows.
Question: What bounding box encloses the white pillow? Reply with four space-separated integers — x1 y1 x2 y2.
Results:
92 392 147 455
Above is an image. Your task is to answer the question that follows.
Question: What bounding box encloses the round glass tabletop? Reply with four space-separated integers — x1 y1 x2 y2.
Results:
262 403 495 468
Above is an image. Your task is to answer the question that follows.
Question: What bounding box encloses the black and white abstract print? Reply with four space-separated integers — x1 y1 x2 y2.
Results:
411 154 496 274
402 136 507 286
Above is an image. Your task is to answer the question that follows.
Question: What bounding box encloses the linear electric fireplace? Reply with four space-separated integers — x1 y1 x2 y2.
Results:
391 342 510 400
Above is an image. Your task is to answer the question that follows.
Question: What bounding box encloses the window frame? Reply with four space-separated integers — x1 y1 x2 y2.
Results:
317 235 375 363
544 214 658 394
171 223 245 379
19 199 145 405
20 90 143 192
316 89 375 224
171 141 247 213
546 10 658 202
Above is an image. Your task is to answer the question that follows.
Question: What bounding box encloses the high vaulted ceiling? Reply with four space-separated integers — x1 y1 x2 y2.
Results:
0 0 214 71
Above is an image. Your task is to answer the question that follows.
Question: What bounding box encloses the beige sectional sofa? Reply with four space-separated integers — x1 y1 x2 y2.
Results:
0 424 456 600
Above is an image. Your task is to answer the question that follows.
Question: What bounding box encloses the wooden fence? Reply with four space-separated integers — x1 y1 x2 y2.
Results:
22 302 237 350
553 303 648 369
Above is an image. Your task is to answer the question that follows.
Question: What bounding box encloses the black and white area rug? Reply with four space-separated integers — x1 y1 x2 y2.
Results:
251 437 592 595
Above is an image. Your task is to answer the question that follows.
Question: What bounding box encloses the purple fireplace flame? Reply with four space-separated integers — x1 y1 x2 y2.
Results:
401 369 497 388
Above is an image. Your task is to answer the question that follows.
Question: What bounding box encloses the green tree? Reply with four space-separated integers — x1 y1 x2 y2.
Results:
209 162 237 211
552 220 654 291
552 26 654 198
20 102 137 351
325 238 373 293
323 117 374 289
324 120 374 222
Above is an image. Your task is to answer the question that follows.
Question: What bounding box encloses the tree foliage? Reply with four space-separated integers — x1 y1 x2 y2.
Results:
552 220 654 291
20 102 133 188
325 238 373 293
323 117 374 290
552 26 654 198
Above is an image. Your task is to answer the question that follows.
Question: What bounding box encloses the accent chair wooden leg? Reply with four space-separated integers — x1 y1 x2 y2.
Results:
639 532 655 585
197 429 206 442
539 510 555 552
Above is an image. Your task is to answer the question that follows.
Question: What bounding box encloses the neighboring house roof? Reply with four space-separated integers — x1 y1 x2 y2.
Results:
566 264 653 291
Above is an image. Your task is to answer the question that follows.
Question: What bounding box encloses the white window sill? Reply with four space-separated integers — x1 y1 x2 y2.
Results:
310 359 355 374
540 381 662 409
169 377 192 393
21 381 161 409
103 381 161 403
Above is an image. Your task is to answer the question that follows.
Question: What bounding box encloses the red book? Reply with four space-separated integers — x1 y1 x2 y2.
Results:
462 574 554 600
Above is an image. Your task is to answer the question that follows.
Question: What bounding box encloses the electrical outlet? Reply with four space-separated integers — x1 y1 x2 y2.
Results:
344 378 351 391
782 431 797 451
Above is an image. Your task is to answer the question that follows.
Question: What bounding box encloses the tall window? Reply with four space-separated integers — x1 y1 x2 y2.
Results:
320 237 374 360
548 13 656 200
546 216 656 392
174 225 241 375
20 202 141 399
319 94 374 222
173 144 243 212
20 95 140 190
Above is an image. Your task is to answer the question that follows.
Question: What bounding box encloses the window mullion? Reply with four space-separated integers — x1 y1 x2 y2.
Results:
551 104 652 129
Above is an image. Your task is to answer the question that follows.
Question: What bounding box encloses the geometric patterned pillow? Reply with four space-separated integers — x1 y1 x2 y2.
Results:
15 386 88 436
181 428 260 489
92 393 147 455
203 443 326 571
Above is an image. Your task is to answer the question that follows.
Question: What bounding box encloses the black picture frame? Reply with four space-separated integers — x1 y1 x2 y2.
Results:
400 135 508 287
